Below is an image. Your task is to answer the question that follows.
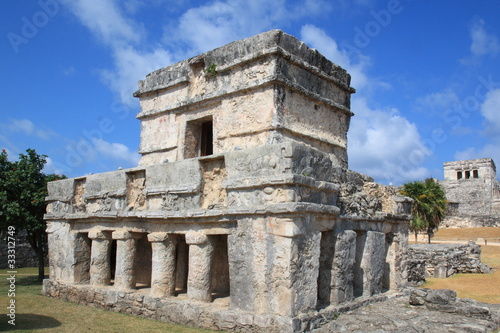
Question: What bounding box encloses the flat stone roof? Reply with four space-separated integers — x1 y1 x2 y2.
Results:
133 29 353 97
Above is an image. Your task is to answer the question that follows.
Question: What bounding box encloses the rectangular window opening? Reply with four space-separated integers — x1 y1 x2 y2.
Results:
184 118 213 159
473 169 479 178
457 171 462 180
465 170 471 179
200 120 213 156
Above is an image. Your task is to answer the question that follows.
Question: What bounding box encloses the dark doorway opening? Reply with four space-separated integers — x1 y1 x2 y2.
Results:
200 120 213 156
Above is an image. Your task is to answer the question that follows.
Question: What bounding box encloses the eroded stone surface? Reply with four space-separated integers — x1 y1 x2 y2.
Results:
313 291 500 333
440 158 500 228
43 30 412 332
407 242 492 284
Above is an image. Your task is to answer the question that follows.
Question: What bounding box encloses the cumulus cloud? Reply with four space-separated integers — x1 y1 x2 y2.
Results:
480 88 500 136
470 18 500 57
61 0 143 46
169 0 331 55
298 25 429 184
92 138 140 166
348 98 430 184
300 24 369 90
100 46 172 105
43 157 65 175
62 0 173 106
452 88 500 176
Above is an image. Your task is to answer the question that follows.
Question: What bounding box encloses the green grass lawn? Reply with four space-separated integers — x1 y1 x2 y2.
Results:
0 268 216 332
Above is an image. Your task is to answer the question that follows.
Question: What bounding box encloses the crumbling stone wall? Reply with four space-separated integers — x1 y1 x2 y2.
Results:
407 242 492 284
332 168 411 217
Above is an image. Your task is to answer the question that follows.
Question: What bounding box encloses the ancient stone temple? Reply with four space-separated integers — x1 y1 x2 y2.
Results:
440 158 500 228
43 30 411 332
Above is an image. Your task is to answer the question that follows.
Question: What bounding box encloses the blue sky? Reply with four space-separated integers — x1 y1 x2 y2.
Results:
1 0 499 185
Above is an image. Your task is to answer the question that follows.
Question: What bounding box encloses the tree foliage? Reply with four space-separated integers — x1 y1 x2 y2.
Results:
400 178 447 243
0 149 65 281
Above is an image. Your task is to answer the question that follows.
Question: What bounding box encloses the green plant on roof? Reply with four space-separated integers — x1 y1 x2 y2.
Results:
204 63 218 78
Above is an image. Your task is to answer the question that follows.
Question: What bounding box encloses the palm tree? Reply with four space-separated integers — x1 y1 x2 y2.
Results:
400 178 447 243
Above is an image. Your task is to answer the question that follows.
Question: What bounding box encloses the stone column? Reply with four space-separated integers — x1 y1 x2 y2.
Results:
186 231 215 302
330 230 357 304
88 229 112 286
147 232 178 297
362 231 386 296
112 230 141 290
73 232 92 284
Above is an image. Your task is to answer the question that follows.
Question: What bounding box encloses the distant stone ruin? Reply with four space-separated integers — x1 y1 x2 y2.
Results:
407 242 492 285
43 30 412 332
439 158 500 228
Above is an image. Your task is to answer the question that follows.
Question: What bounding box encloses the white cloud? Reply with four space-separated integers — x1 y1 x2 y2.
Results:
171 0 287 54
452 88 500 172
8 119 56 140
416 90 460 114
348 98 430 184
298 25 429 184
63 0 173 106
300 24 369 90
170 0 331 55
455 144 500 168
92 138 140 166
470 18 500 57
100 46 172 105
43 157 65 175
481 88 500 136
61 0 143 46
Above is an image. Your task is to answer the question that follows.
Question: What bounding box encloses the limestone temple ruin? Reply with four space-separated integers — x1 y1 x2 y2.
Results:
43 30 412 332
439 158 500 228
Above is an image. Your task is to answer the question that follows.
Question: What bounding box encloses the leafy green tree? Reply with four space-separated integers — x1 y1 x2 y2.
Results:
400 178 447 243
0 149 65 281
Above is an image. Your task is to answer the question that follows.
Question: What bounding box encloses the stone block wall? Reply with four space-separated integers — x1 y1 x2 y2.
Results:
407 242 491 284
440 158 500 228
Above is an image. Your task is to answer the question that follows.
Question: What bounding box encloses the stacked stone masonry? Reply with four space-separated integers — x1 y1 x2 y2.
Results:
439 158 500 228
407 242 492 285
43 30 411 332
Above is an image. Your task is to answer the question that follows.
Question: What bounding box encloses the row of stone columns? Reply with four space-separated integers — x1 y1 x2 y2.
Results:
87 229 217 302
318 230 394 306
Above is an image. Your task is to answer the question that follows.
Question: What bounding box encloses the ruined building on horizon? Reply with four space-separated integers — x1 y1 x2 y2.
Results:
440 158 500 228
42 30 412 332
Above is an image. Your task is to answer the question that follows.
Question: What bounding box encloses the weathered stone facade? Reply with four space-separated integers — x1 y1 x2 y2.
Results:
43 30 410 332
440 158 500 228
407 242 492 285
